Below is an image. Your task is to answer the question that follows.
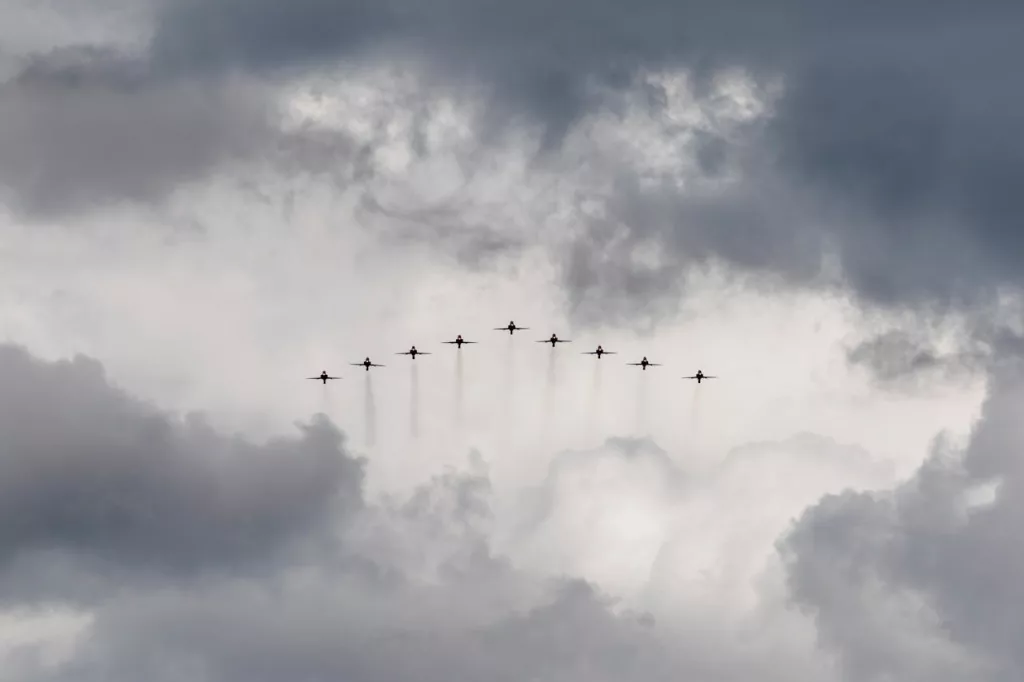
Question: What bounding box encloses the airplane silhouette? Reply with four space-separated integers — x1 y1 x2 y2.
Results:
495 321 528 335
537 333 571 347
683 370 716 383
443 334 477 349
350 357 385 371
397 345 431 359
307 370 341 384
582 345 616 358
627 356 661 370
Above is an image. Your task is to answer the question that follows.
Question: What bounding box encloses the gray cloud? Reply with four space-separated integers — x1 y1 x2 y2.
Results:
0 44 374 218
779 363 1024 680
846 329 988 386
0 345 694 682
0 47 275 217
0 343 364 603
4 1 1024 323
28 577 671 682
159 0 1018 323
0 347 857 681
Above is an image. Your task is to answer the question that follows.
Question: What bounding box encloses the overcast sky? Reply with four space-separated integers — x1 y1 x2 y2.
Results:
2 2 1023 680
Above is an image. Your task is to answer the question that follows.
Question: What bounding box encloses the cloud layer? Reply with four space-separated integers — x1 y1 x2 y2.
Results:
3 1 1023 323
5 339 1006 682
0 344 362 603
4 3 1024 681
782 363 1024 680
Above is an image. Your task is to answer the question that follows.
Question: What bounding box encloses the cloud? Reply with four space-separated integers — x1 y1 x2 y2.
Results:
0 42 376 218
846 328 989 387
0 48 271 216
0 344 895 682
0 345 689 681
780 363 1024 680
0 343 364 604
4 1 1023 325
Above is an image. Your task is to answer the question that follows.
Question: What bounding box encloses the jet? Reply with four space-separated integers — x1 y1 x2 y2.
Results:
443 334 477 349
627 356 661 370
582 345 616 359
683 370 717 383
350 357 385 371
396 345 431 359
495 321 528 335
537 333 571 347
307 371 342 384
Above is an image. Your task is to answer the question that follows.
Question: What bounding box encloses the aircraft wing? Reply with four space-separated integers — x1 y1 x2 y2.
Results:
443 341 456 344
419 352 432 355
306 377 321 379
604 351 617 354
372 363 385 367
582 351 597 355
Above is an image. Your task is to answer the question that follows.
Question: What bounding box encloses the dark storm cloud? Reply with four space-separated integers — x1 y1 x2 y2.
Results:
5 1 1024 320
779 363 1024 680
0 344 364 599
148 0 1019 321
562 159 830 326
0 45 372 218
0 47 274 217
768 17 1024 310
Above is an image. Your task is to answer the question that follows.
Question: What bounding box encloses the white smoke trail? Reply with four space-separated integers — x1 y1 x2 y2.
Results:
587 359 603 431
364 372 376 448
502 334 515 434
455 349 464 429
319 382 331 412
542 346 556 435
635 370 649 436
689 381 704 449
410 360 420 439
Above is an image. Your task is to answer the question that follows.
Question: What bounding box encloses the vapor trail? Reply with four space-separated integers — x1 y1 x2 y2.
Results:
502 334 515 432
364 373 376 448
635 370 649 436
410 360 420 439
455 350 464 429
542 347 556 434
587 359 602 430
689 383 702 445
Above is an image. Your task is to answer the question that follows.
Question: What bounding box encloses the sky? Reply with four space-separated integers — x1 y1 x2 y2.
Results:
1 1 1023 680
